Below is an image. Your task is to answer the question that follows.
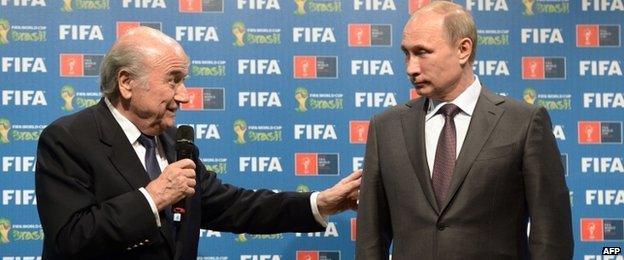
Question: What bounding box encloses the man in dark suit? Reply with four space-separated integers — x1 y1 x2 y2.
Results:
35 27 361 260
355 2 573 259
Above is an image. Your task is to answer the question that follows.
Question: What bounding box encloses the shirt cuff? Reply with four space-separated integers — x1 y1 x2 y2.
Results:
310 191 328 227
139 187 161 227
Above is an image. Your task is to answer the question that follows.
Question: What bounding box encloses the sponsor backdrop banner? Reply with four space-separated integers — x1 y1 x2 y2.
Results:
0 0 622 259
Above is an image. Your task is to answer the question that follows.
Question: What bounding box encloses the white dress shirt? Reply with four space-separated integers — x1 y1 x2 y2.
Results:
425 76 482 177
104 98 328 227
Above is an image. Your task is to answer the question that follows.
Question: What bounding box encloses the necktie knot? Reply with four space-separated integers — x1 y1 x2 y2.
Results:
437 103 461 119
138 134 156 149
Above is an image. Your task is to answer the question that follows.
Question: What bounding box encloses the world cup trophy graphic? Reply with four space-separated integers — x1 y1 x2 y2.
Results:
584 28 593 46
294 0 307 15
0 19 10 45
529 60 538 78
233 119 248 144
301 60 310 77
0 218 10 244
68 58 77 75
232 21 246 47
523 88 537 105
587 222 596 240
523 0 535 16
61 0 73 12
302 158 311 173
357 125 366 142
585 124 595 142
356 28 364 45
295 87 309 112
61 85 76 111
0 118 11 144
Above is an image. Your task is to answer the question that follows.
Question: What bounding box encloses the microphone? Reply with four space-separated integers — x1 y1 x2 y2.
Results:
173 125 196 223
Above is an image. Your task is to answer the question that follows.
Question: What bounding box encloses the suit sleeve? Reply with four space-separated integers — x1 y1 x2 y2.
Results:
522 107 574 259
356 116 393 259
36 124 159 258
197 166 325 234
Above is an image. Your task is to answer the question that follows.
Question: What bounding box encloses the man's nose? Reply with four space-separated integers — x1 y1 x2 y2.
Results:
174 83 189 104
406 56 421 76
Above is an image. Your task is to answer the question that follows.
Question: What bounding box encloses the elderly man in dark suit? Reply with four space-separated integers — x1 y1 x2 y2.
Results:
36 27 361 260
355 2 573 259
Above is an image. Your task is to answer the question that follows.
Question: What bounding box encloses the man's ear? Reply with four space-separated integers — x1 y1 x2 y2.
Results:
117 70 133 99
457 37 473 65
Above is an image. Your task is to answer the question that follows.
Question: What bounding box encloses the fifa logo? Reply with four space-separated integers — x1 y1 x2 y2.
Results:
523 0 534 16
61 85 75 111
0 218 10 244
295 87 309 112
0 19 10 45
61 0 73 12
523 88 537 105
233 119 247 144
0 118 11 144
294 0 307 15
232 21 246 46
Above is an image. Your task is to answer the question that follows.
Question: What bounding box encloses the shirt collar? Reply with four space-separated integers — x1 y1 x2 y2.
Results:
425 75 482 121
104 98 142 145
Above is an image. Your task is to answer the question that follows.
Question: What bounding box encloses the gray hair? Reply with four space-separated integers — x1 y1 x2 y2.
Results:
99 42 148 102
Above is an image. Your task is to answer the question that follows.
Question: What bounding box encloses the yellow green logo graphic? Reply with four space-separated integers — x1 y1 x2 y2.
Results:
61 0 73 12
61 85 76 111
0 118 11 144
522 0 535 16
0 19 10 45
232 22 246 47
233 119 248 144
0 218 11 244
296 184 310 193
295 87 309 112
61 0 110 12
523 87 537 105
294 0 308 15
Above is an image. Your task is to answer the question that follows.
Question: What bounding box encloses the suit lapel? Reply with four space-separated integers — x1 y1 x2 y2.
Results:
96 99 177 253
440 88 505 211
95 99 151 190
401 98 440 213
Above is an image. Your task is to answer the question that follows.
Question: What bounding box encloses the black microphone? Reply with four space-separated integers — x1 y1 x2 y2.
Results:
173 125 196 223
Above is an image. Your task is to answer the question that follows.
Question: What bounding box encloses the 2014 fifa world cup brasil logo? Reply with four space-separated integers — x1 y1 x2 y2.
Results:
0 118 11 144
523 0 535 16
232 22 246 47
233 119 248 144
294 0 307 15
523 88 537 105
295 87 309 112
0 218 11 244
0 19 10 45
61 85 76 111
61 0 73 12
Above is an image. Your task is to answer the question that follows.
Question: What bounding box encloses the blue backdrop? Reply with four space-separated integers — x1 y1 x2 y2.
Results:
1 0 623 259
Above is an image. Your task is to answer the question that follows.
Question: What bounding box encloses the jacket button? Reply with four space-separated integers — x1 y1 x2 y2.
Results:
437 224 447 231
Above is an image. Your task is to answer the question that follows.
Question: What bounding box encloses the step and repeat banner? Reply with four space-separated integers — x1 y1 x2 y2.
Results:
1 0 623 259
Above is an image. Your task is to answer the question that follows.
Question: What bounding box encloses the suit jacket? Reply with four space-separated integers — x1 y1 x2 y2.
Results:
36 99 324 260
355 87 573 260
